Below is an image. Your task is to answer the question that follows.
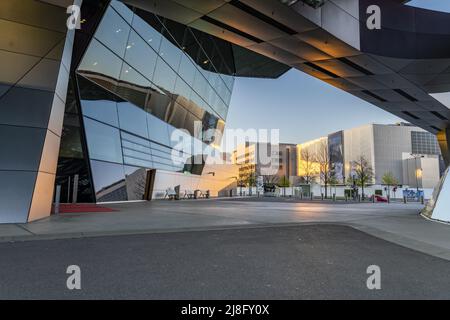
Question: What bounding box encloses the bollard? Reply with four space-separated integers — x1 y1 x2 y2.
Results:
310 192 313 201
421 196 424 205
358 195 361 202
387 195 390 203
72 174 79 204
54 185 61 215
333 193 336 201
321 193 324 200
403 196 407 204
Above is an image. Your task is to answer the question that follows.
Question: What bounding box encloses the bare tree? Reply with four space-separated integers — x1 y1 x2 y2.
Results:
299 147 316 185
263 174 279 186
313 140 332 198
351 155 374 200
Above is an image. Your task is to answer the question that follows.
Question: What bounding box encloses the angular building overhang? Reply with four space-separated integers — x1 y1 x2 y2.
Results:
121 0 450 135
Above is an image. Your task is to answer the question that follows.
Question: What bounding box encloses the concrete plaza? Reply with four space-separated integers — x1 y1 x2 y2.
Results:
1 198 450 299
1 198 450 260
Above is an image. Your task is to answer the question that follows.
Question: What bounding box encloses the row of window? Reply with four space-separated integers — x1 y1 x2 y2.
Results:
83 1 233 121
83 112 221 171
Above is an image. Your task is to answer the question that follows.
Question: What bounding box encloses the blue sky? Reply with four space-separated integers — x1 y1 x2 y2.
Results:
224 0 450 147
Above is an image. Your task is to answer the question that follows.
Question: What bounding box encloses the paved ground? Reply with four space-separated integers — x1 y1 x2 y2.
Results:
1 198 449 260
1 224 449 299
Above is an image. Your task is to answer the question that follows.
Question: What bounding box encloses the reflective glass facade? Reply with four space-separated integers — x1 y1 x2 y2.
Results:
73 0 234 202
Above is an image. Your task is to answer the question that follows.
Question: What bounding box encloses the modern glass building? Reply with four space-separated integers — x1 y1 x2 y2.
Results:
1 0 450 223
0 0 288 223
59 0 236 203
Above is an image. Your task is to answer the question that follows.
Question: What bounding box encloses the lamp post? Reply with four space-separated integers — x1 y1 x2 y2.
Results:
410 153 424 193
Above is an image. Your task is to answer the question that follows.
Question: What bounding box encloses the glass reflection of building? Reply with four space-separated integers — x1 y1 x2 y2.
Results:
328 131 344 183
57 0 235 202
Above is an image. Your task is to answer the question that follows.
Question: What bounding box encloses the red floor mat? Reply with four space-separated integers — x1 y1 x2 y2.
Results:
56 204 117 213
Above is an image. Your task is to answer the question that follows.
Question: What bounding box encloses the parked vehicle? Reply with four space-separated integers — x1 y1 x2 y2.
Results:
374 195 388 202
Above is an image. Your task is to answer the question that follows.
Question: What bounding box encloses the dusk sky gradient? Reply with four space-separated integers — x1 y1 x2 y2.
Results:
224 0 450 148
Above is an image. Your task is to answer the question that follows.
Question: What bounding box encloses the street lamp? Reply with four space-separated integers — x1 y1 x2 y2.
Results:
410 154 424 193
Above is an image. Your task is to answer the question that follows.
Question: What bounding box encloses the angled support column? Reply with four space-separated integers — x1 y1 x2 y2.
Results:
0 0 79 223
422 129 450 223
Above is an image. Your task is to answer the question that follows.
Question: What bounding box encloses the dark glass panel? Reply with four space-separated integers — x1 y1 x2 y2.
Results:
94 6 131 58
158 31 182 70
90 160 127 202
152 57 176 95
168 126 194 156
166 102 188 130
78 76 119 127
147 113 170 146
65 77 79 114
190 90 211 115
59 113 84 159
55 157 94 203
184 111 201 138
159 18 185 48
131 8 163 52
56 77 94 203
77 39 122 93
117 100 148 138
202 113 219 143
173 76 192 109
124 30 158 82
116 63 154 110
84 117 123 163
177 54 196 85
81 99 118 128
123 156 152 168
145 90 172 121
110 0 133 23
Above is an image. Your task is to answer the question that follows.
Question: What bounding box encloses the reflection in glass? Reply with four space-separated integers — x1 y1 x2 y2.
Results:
159 33 182 70
90 160 127 202
117 63 154 111
77 76 121 127
173 76 192 108
166 102 188 129
77 39 122 93
145 90 171 120
124 166 148 200
110 0 134 23
124 30 158 81
117 101 148 139
152 57 176 94
81 99 118 127
147 113 170 146
131 11 163 51
84 117 123 163
75 1 238 187
94 6 131 57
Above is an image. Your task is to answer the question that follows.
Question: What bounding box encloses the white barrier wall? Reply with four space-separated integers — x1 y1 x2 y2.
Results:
152 164 238 199
238 185 435 199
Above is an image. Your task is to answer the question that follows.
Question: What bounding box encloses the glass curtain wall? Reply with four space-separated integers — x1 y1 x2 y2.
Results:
75 0 235 202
